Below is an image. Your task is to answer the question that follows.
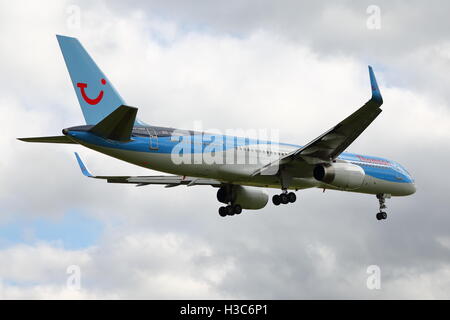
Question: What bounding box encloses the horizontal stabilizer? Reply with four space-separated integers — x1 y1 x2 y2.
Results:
89 105 137 142
17 135 76 144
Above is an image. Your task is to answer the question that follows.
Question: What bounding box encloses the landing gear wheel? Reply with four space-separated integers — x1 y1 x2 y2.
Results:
376 212 388 220
219 206 227 217
287 192 296 203
280 193 289 204
226 205 234 216
233 204 242 215
272 195 281 206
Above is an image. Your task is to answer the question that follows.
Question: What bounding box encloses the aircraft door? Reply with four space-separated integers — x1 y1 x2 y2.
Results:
146 128 159 150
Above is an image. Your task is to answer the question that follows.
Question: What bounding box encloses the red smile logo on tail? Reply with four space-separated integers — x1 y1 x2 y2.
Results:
76 78 106 105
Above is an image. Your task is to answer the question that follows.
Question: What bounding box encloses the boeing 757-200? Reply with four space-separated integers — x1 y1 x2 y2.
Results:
19 35 416 221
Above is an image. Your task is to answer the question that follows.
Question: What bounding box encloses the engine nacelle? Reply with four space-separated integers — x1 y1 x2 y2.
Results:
313 162 365 190
217 185 268 210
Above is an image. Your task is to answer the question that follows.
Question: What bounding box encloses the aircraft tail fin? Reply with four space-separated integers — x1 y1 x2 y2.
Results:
89 105 137 142
57 35 130 125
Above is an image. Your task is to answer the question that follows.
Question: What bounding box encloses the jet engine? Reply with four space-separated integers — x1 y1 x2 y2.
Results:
217 185 268 210
313 162 365 190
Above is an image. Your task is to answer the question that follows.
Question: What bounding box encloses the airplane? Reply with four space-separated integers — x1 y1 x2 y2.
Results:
18 35 416 221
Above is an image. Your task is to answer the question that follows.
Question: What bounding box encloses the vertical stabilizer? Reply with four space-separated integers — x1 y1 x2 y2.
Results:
57 35 126 125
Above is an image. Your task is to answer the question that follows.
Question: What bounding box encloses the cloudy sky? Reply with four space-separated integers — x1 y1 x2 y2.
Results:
0 0 449 299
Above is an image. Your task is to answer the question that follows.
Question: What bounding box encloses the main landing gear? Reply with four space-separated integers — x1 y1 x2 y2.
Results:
219 204 242 217
375 194 390 221
217 186 243 217
272 190 297 206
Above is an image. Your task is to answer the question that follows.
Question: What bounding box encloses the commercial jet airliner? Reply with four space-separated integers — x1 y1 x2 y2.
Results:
19 35 416 221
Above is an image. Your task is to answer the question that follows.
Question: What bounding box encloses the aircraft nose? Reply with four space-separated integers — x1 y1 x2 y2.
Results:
407 182 416 195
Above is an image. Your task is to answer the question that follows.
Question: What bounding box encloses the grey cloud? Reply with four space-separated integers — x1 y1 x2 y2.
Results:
103 0 450 102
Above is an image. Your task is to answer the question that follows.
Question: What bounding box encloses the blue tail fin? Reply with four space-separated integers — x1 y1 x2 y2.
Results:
57 35 128 125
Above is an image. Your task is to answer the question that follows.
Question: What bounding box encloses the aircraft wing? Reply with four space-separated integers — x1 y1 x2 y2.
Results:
253 66 383 176
74 152 221 187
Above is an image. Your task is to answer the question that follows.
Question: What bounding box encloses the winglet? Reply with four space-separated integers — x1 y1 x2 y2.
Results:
368 65 383 104
74 152 93 177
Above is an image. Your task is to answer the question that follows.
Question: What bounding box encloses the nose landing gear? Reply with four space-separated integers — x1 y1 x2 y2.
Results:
376 211 387 220
376 194 390 221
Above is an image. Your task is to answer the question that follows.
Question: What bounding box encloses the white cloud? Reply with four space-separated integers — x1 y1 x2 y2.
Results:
0 232 235 299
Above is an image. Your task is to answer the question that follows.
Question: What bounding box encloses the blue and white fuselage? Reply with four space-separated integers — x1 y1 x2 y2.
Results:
64 125 415 197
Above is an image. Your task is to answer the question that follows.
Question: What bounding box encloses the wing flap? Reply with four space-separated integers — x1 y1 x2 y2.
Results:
106 176 221 186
